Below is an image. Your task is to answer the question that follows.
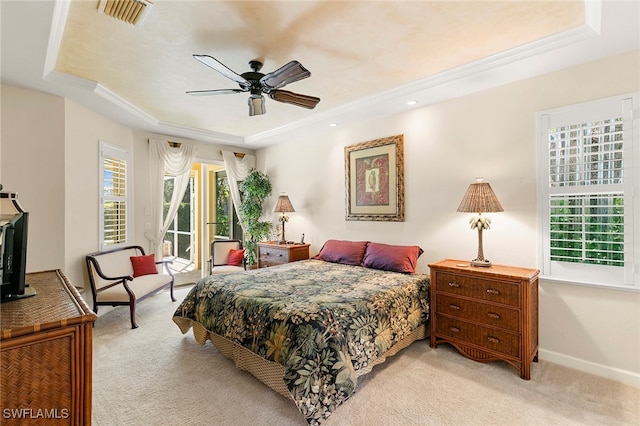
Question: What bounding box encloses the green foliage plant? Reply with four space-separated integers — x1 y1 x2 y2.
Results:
238 169 272 265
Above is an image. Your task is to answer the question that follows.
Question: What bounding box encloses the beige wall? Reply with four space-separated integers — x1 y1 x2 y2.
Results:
257 50 640 385
64 99 135 286
1 85 65 272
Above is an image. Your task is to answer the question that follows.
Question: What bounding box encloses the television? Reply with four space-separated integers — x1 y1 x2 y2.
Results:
1 192 35 302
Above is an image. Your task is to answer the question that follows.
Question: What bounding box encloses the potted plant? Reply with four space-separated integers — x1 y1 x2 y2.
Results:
238 169 272 266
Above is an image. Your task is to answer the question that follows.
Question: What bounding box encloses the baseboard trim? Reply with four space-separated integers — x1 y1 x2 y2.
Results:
539 348 640 388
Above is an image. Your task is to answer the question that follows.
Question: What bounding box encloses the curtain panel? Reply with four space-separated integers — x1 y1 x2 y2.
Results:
222 151 256 232
146 139 197 258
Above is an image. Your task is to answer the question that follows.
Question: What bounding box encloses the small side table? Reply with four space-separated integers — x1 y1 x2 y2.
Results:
257 241 310 268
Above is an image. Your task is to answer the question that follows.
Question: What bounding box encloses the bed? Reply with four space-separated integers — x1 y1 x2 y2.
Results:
173 240 429 424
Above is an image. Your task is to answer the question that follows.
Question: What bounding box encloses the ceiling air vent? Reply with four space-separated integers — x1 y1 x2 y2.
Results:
98 0 153 27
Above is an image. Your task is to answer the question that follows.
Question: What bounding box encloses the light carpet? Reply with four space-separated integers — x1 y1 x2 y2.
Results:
92 286 639 426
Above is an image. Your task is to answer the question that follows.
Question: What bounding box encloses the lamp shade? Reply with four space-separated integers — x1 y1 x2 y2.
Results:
456 178 503 213
274 194 295 213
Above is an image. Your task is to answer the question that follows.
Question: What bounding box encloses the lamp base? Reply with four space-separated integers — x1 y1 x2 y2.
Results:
471 259 492 267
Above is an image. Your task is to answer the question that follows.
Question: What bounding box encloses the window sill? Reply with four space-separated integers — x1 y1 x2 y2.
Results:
539 274 640 293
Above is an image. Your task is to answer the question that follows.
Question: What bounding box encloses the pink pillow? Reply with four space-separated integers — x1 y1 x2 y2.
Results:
362 242 424 274
227 249 245 266
316 240 369 266
130 254 158 277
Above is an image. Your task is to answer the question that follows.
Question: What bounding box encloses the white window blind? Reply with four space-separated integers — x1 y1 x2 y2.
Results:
100 142 130 249
537 93 638 290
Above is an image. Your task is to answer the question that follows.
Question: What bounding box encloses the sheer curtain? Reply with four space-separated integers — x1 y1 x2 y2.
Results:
222 150 256 232
145 139 197 258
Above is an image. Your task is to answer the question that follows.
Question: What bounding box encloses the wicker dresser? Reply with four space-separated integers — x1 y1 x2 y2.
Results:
257 241 310 268
0 270 96 425
429 259 539 379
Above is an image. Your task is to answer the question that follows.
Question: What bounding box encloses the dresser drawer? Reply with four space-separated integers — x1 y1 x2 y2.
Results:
436 316 520 358
436 294 520 332
259 246 288 265
436 272 519 307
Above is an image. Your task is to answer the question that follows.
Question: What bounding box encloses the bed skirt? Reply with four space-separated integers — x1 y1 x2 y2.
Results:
174 316 428 401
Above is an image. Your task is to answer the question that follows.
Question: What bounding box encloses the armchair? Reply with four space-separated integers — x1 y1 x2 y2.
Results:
209 239 246 274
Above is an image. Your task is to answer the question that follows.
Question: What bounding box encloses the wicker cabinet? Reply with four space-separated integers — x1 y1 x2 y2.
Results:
0 270 96 425
429 259 539 379
257 241 310 268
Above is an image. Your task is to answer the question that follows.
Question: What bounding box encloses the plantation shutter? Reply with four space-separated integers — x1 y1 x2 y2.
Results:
100 142 129 249
538 95 636 288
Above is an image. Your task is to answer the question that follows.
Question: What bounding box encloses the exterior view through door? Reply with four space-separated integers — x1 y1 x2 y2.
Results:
163 163 242 285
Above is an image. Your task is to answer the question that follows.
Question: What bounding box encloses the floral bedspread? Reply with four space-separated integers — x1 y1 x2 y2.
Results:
173 259 430 424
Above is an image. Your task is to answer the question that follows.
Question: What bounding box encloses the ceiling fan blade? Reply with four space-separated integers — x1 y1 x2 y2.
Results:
186 89 246 96
260 61 311 90
193 54 249 89
269 90 320 109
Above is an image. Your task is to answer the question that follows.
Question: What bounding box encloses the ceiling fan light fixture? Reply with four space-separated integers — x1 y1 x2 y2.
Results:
248 94 266 116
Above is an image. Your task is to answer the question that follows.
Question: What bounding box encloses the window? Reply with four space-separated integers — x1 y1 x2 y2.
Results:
537 93 638 290
99 141 130 249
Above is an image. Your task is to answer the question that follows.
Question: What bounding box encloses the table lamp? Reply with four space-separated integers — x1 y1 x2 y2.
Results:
457 178 503 267
274 194 295 244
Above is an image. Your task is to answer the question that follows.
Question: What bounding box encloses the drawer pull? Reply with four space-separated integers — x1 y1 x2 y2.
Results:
487 312 500 319
449 326 460 333
449 304 460 310
487 336 500 344
486 289 501 295
448 281 460 288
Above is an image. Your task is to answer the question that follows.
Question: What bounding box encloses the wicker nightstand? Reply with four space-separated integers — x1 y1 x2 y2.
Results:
257 241 310 268
428 259 539 379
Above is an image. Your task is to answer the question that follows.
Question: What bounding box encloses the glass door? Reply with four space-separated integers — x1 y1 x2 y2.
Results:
163 175 195 264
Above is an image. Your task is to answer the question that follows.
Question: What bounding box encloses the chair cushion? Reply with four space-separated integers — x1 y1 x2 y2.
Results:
211 265 245 275
227 249 245 266
96 274 172 303
130 254 158 277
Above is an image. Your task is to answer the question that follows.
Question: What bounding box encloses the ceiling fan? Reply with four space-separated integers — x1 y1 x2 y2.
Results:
187 54 320 116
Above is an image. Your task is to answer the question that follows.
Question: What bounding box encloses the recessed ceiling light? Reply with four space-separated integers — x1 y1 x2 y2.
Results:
329 123 338 127
407 100 418 106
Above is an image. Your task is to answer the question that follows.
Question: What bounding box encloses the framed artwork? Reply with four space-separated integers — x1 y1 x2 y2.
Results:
344 134 405 221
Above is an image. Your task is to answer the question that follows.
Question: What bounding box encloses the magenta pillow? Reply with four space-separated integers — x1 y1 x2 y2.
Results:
362 242 424 274
227 249 245 266
316 240 369 266
130 254 158 277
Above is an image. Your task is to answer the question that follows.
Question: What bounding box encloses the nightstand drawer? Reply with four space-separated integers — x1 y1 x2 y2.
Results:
260 247 288 261
436 316 520 358
436 294 519 332
259 246 287 264
436 272 519 307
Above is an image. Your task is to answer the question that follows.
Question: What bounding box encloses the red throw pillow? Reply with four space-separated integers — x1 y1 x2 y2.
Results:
362 242 424 274
227 249 245 266
315 240 369 266
130 254 158 277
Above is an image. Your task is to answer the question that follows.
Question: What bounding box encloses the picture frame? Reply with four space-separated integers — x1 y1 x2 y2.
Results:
344 134 405 221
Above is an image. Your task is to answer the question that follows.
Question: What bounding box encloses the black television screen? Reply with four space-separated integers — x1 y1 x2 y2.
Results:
1 211 34 302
